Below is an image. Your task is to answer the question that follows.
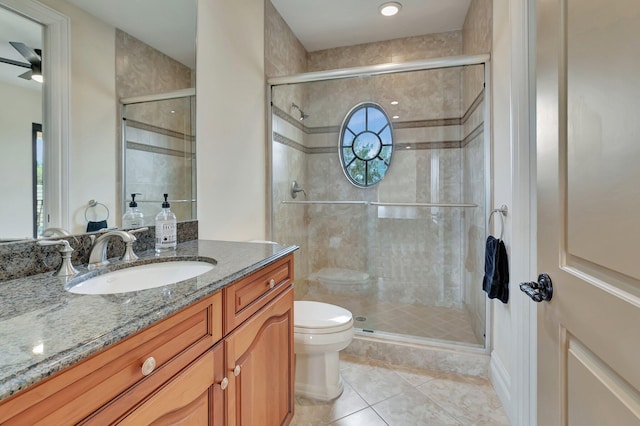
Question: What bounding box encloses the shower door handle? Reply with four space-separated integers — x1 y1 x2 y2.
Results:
519 273 553 302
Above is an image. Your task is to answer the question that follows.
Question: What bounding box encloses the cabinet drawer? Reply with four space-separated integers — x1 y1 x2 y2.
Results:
100 343 224 425
0 291 223 425
224 254 293 334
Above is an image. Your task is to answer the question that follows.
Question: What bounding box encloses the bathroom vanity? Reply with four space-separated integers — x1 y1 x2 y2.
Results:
0 240 296 425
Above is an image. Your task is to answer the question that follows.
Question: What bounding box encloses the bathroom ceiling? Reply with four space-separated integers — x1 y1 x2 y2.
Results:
271 0 473 52
0 6 42 90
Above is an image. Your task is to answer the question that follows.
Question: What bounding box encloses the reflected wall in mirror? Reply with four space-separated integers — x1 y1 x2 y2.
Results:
122 90 196 226
0 6 43 239
0 0 196 239
117 28 196 227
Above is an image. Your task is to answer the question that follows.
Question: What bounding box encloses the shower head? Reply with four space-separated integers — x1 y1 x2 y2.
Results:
291 103 309 121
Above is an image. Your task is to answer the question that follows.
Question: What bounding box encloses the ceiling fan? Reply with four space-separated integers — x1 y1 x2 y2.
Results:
0 41 42 82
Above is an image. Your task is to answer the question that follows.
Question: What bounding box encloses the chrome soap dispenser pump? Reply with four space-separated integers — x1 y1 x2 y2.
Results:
155 193 177 253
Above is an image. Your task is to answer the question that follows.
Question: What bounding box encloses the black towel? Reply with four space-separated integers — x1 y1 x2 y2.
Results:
86 220 108 232
482 236 509 303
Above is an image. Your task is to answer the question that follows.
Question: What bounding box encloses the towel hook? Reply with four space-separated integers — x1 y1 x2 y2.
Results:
489 205 508 241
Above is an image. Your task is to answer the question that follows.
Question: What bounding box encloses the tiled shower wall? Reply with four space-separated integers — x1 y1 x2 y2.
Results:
267 0 490 336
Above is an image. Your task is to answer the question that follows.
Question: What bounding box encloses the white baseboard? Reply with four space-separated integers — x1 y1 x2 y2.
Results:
490 350 512 423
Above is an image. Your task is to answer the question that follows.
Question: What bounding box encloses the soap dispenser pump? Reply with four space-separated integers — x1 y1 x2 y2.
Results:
155 193 177 253
122 193 144 228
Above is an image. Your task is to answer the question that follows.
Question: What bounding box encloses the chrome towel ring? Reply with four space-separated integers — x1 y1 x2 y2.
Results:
489 205 508 241
85 199 110 222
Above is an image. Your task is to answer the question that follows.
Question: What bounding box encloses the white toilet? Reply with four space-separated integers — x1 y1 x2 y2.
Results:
294 300 354 401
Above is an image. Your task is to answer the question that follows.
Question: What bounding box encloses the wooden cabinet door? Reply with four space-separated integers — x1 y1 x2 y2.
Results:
118 344 225 425
225 286 294 426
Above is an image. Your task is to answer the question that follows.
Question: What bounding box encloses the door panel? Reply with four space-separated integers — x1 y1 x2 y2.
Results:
536 0 640 424
565 0 640 281
566 336 640 425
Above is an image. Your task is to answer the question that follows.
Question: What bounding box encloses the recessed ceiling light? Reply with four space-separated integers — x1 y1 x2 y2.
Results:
390 101 399 105
379 2 402 17
392 115 400 119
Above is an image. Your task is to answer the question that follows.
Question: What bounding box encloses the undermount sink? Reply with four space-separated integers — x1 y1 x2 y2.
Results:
67 261 215 295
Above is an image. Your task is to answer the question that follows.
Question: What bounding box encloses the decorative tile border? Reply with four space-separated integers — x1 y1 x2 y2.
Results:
125 118 194 141
126 141 195 158
273 132 311 154
272 89 485 153
462 90 485 126
461 123 484 148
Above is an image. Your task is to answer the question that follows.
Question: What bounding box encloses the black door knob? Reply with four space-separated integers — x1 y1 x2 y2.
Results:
519 273 553 302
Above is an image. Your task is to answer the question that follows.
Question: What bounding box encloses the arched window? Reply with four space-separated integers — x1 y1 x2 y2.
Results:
339 102 393 187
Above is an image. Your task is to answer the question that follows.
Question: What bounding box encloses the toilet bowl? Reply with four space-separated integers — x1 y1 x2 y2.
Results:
294 300 354 401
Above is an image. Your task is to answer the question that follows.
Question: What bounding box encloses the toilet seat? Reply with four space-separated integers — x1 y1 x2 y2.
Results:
294 301 353 334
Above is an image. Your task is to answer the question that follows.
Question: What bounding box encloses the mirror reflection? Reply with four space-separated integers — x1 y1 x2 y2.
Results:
0 6 43 240
122 90 196 226
0 0 196 240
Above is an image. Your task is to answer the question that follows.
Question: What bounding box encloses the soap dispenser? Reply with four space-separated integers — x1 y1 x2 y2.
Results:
155 193 177 253
122 193 144 228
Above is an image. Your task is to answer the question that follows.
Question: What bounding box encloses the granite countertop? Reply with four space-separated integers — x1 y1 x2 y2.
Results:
0 239 298 402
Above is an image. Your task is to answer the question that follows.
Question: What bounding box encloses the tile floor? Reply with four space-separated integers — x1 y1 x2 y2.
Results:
291 354 509 426
295 281 482 345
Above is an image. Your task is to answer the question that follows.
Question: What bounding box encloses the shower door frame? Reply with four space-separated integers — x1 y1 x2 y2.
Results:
267 54 493 353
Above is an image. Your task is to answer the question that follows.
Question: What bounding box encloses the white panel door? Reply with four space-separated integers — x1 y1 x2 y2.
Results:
534 0 640 424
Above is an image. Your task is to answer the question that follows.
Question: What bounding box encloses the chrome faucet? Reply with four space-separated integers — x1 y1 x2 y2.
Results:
88 228 147 267
38 239 79 277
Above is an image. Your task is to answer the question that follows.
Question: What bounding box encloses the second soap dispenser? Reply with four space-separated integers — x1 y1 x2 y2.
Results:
155 193 177 253
122 193 144 228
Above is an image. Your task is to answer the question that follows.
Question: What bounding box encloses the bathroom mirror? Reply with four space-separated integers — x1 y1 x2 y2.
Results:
0 0 196 240
0 5 44 240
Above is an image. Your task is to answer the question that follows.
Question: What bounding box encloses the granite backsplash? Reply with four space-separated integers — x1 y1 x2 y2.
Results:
0 221 198 282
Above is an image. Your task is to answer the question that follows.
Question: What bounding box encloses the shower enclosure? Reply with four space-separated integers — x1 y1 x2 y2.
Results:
269 55 490 348
121 89 196 225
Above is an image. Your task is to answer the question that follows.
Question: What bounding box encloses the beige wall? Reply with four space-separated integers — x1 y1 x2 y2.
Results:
197 0 266 241
462 0 493 345
0 82 41 239
491 0 512 379
307 32 464 71
265 0 309 276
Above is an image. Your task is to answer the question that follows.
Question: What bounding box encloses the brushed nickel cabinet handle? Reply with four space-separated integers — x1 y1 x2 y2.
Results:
269 279 275 289
141 356 156 376
233 365 241 376
220 377 229 390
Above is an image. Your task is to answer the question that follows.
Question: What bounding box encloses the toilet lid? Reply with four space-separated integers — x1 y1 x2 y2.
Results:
294 301 353 331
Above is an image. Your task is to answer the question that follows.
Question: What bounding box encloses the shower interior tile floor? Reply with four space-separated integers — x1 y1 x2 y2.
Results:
295 281 482 346
291 354 509 425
